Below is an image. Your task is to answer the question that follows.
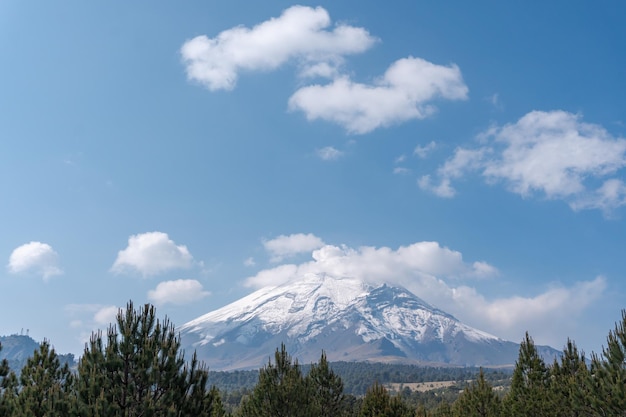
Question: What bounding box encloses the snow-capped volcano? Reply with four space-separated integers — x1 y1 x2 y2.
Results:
179 274 542 370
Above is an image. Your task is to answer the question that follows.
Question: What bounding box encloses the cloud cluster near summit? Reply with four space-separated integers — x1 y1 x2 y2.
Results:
181 5 467 134
247 233 605 348
419 110 626 213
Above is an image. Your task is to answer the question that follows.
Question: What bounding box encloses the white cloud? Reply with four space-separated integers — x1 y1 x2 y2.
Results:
247 240 497 288
450 276 607 345
244 239 605 347
316 146 344 161
93 305 119 326
414 141 437 158
181 5 377 91
263 233 325 262
288 57 468 134
244 257 256 267
147 279 211 306
417 175 456 198
7 242 63 281
393 167 411 175
111 232 194 277
421 110 626 213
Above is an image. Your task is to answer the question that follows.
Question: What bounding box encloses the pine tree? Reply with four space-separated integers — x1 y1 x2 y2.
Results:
0 342 16 416
76 300 224 417
306 351 345 417
587 309 626 416
239 343 310 417
359 382 412 417
0 342 8 381
502 332 555 416
359 382 391 417
550 339 590 416
15 339 76 417
452 368 500 417
432 400 453 417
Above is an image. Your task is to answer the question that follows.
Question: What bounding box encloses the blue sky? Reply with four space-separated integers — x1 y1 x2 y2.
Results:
1 1 625 358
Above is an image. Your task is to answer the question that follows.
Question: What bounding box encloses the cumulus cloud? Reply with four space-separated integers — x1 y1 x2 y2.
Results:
450 276 607 345
111 232 194 277
316 146 344 161
244 239 605 347
263 233 325 262
420 110 626 213
181 5 376 91
288 57 468 134
247 240 497 288
147 279 211 306
7 242 63 281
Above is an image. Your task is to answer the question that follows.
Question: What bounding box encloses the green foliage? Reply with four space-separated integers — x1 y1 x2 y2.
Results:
452 368 500 417
76 301 225 417
14 340 76 417
239 343 310 417
502 332 555 416
550 339 590 416
359 382 412 417
307 351 345 417
587 309 626 416
0 342 8 380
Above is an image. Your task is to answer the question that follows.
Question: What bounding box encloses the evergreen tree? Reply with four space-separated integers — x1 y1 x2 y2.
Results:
452 368 500 417
15 339 76 417
239 343 309 417
0 371 19 416
502 332 555 416
0 342 8 381
587 309 626 416
76 301 224 417
359 382 391 417
0 342 16 415
432 400 453 417
359 382 412 417
306 351 345 417
550 339 590 416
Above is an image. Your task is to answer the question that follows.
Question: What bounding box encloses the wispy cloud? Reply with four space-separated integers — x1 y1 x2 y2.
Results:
7 242 63 281
147 279 210 306
316 146 344 161
111 232 194 277
414 141 437 158
289 57 468 134
393 167 411 175
263 233 325 262
181 5 377 91
420 110 626 213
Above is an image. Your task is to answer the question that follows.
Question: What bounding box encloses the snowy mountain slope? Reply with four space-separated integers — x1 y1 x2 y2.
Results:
179 274 555 370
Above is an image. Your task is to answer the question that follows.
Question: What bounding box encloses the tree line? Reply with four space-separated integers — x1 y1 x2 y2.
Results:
1 301 626 416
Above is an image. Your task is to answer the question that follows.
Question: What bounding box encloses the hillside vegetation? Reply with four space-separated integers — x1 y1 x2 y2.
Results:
1 301 626 416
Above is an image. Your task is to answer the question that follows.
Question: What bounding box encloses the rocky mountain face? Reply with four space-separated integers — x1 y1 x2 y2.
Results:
179 274 558 371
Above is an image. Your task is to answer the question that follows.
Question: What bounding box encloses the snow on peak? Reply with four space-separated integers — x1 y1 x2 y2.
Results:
179 273 499 347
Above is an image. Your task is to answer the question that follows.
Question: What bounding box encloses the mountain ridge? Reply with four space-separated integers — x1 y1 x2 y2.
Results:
179 274 557 370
